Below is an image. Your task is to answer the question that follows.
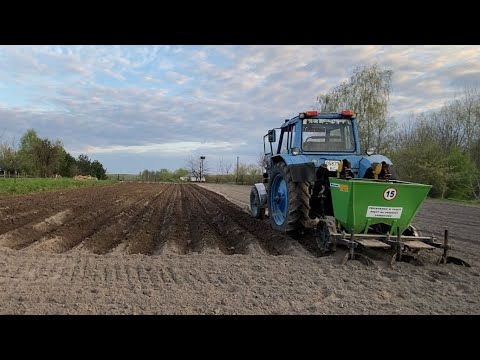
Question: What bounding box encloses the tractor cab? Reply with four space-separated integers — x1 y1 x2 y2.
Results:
263 110 364 177
265 110 357 149
301 116 355 152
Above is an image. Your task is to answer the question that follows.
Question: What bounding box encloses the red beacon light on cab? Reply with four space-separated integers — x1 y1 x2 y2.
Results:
299 110 318 118
340 109 354 117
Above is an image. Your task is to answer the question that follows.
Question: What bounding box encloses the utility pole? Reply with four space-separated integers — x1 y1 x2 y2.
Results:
236 156 239 184
200 156 205 182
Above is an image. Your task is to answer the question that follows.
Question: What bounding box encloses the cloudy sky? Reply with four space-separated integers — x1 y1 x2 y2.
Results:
0 45 479 174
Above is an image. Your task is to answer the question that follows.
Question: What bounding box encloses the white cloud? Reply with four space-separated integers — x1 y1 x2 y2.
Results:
165 71 192 85
84 141 244 154
2 45 480 173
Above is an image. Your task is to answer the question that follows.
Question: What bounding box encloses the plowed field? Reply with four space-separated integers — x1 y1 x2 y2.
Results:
0 182 479 314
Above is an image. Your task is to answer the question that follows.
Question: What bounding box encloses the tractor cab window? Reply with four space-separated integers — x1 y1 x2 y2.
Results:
279 126 293 154
280 133 288 154
302 119 355 152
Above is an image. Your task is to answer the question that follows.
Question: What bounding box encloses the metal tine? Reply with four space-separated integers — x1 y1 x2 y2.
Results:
340 231 375 266
437 229 471 267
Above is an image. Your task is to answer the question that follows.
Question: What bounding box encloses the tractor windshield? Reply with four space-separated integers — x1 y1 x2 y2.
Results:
302 118 355 152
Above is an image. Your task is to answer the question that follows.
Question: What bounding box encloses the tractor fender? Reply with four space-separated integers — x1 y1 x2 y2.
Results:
253 183 268 208
288 163 317 182
358 154 393 178
272 154 312 166
271 154 317 182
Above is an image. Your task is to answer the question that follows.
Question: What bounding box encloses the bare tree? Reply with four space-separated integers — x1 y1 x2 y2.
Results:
218 157 232 175
458 86 480 150
185 153 209 181
443 86 480 151
257 151 268 172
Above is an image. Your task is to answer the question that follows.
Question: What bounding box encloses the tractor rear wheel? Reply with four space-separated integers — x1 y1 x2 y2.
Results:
268 162 310 233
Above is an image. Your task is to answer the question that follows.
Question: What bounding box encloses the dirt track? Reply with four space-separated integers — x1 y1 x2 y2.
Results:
0 182 479 314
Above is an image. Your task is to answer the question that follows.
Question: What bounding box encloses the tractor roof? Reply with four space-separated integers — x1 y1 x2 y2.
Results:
281 110 355 128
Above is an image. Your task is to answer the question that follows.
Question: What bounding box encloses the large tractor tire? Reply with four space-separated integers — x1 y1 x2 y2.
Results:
268 161 310 233
250 186 266 219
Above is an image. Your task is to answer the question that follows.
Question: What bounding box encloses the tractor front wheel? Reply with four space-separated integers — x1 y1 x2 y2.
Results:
250 186 266 219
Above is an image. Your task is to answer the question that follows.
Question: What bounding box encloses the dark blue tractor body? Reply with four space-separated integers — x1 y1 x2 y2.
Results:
250 110 395 233
271 111 392 179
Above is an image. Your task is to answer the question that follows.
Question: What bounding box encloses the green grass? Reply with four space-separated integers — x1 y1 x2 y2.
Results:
0 177 117 197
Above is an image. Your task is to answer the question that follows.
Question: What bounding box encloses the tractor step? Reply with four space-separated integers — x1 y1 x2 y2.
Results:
402 240 435 250
355 239 390 249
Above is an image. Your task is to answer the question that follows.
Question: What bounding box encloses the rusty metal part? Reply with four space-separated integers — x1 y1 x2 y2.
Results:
339 231 375 266
355 239 390 248
437 229 471 267
313 222 470 267
403 241 435 250
342 252 375 266
390 252 424 266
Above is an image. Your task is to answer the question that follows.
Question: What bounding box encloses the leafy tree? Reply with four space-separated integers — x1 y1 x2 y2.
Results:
91 159 107 180
31 138 63 177
17 129 41 175
58 150 77 177
0 143 17 174
157 168 170 182
76 154 95 176
444 148 478 200
317 64 394 152
174 168 189 178
471 137 480 169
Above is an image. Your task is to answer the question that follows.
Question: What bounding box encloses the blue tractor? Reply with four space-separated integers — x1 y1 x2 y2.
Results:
249 110 471 266
250 109 395 231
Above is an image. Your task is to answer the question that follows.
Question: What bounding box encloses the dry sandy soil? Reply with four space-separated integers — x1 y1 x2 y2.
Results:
0 182 479 314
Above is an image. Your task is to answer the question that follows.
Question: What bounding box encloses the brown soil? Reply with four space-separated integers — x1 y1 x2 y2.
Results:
0 182 479 314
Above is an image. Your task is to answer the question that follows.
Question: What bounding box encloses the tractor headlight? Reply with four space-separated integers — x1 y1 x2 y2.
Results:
291 147 300 156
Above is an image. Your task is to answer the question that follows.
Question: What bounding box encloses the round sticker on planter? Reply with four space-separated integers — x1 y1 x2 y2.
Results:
383 188 397 201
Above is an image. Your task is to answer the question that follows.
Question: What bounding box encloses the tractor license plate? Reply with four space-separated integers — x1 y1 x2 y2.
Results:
325 160 341 172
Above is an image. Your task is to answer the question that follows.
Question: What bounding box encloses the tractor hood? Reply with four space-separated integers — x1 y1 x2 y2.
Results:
274 153 393 178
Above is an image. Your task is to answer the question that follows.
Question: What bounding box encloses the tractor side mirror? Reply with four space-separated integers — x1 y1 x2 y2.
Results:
268 129 276 143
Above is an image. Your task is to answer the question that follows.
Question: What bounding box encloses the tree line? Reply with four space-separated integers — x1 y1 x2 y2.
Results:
389 95 480 200
0 128 107 180
137 168 189 182
134 158 263 185
185 155 264 184
317 64 480 200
